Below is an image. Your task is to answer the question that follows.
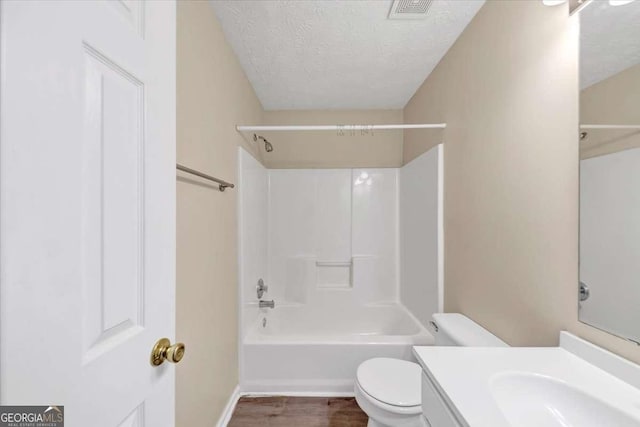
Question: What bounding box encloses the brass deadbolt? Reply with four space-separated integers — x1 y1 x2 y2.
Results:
151 338 185 366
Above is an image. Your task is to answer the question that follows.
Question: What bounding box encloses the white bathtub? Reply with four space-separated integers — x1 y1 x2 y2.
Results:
241 303 434 393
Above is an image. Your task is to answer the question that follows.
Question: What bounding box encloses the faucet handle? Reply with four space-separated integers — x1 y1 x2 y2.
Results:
257 278 268 299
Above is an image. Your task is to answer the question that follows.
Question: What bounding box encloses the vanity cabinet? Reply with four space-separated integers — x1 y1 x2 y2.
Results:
421 371 462 427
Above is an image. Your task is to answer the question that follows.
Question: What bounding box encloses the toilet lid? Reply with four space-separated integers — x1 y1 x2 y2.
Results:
356 358 422 407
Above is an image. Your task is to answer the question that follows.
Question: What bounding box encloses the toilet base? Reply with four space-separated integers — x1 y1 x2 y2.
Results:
355 381 425 427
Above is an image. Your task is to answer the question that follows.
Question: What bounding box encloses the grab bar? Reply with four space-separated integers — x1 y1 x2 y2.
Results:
315 261 352 267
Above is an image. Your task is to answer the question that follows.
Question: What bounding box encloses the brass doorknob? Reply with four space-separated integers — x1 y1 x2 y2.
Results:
150 338 186 366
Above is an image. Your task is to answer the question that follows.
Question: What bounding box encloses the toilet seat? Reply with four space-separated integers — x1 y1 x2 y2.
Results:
356 358 422 412
355 379 422 416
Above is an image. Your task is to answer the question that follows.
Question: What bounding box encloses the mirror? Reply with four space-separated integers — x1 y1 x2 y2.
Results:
579 0 640 344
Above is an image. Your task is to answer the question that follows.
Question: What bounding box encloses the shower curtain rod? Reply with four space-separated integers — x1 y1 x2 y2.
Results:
580 124 640 130
236 123 447 132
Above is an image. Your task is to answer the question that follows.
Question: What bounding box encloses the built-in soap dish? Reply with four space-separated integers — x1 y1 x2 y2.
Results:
316 260 352 288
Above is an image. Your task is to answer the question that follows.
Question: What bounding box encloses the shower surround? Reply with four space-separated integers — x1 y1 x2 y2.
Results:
237 146 441 393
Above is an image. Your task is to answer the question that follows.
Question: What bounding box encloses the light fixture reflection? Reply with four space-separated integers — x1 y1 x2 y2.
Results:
355 171 371 186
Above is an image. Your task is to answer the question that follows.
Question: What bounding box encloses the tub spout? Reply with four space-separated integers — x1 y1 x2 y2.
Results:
259 300 275 309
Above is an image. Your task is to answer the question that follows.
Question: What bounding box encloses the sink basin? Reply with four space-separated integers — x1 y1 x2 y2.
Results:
490 372 640 427
414 334 640 427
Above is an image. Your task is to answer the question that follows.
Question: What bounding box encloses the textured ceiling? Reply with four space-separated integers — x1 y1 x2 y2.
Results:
580 1 640 89
209 0 484 110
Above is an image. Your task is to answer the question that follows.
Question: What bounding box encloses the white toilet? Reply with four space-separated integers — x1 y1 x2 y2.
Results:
354 313 507 427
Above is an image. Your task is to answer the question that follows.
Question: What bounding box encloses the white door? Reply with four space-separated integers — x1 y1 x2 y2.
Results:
0 1 177 426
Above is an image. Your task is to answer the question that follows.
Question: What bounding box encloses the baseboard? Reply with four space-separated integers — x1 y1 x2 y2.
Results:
216 384 241 427
240 378 355 395
240 390 355 398
215 385 353 426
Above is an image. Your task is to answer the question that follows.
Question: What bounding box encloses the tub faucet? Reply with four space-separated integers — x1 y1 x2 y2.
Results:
256 278 268 299
259 300 275 309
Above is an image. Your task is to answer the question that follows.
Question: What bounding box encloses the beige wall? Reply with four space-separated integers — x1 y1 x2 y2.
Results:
261 109 403 168
404 0 640 364
580 63 640 159
175 4 640 420
176 2 264 425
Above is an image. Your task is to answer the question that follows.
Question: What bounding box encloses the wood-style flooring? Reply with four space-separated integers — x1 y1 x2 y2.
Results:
227 396 368 427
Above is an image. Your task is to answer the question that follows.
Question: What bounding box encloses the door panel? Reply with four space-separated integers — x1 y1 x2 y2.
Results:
0 2 176 426
82 44 145 362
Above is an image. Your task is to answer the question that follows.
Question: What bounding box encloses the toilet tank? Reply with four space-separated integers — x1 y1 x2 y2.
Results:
430 313 508 347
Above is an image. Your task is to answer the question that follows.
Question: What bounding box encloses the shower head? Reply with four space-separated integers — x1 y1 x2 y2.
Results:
254 134 274 152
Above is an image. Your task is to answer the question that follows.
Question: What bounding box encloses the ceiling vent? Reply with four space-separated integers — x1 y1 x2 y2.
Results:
388 0 434 19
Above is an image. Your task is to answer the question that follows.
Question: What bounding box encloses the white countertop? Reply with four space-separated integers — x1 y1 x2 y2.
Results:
412 344 640 427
